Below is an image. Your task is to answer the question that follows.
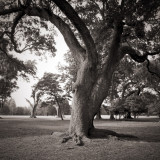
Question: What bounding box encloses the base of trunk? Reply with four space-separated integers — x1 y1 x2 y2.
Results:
30 115 36 118
58 127 120 145
124 112 133 119
110 114 115 120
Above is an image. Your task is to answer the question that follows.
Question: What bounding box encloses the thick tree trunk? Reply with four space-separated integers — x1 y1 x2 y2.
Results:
69 86 94 137
68 59 98 138
67 21 124 144
68 62 117 139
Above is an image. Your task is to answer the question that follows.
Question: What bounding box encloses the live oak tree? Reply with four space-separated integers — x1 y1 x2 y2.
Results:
26 87 43 118
0 0 160 144
35 72 64 120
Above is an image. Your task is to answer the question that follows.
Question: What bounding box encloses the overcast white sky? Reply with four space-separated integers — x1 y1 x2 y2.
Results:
11 30 68 107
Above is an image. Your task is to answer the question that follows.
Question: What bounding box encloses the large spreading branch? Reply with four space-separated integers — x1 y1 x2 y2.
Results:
102 21 124 76
10 11 26 53
0 7 22 15
0 0 31 15
120 45 160 62
0 0 98 64
120 45 160 78
0 45 27 71
24 7 86 61
51 0 98 64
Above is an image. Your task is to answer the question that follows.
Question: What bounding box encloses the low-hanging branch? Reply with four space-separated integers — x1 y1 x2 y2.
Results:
0 45 36 77
0 46 26 71
10 11 26 53
120 45 160 78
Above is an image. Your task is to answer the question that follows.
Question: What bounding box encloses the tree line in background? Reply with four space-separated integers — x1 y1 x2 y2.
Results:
0 98 71 116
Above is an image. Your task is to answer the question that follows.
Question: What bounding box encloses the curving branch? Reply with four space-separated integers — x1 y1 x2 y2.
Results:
0 0 32 15
25 7 86 61
0 45 26 71
0 7 22 16
10 11 26 53
120 44 160 78
51 0 98 64
120 45 160 62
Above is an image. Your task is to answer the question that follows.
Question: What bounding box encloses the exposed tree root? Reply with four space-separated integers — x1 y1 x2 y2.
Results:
51 128 138 146
51 131 91 146
52 129 118 146
61 134 91 146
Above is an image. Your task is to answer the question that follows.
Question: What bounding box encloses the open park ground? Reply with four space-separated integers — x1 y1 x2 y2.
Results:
0 115 160 160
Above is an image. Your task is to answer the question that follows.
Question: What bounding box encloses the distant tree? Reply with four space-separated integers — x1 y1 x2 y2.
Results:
22 107 30 115
15 107 24 115
26 88 43 118
7 98 16 115
0 103 10 115
59 51 78 98
35 73 65 120
154 101 160 118
47 105 57 116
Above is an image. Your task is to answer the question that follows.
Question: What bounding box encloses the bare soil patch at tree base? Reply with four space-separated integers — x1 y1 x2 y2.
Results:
0 116 160 160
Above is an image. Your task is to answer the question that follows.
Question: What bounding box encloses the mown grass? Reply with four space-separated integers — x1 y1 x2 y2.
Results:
0 116 160 160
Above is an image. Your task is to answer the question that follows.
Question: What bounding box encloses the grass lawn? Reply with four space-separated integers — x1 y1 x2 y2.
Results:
0 116 160 160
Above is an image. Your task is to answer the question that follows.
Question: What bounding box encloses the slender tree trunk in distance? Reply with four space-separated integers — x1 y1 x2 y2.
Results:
110 112 115 120
26 99 37 118
124 111 132 119
54 95 63 120
95 110 102 120
30 104 37 118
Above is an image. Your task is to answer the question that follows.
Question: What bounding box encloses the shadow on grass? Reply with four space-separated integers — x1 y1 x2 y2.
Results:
90 128 139 141
90 128 160 143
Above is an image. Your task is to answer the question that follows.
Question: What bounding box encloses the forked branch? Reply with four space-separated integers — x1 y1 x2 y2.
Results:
120 45 160 78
